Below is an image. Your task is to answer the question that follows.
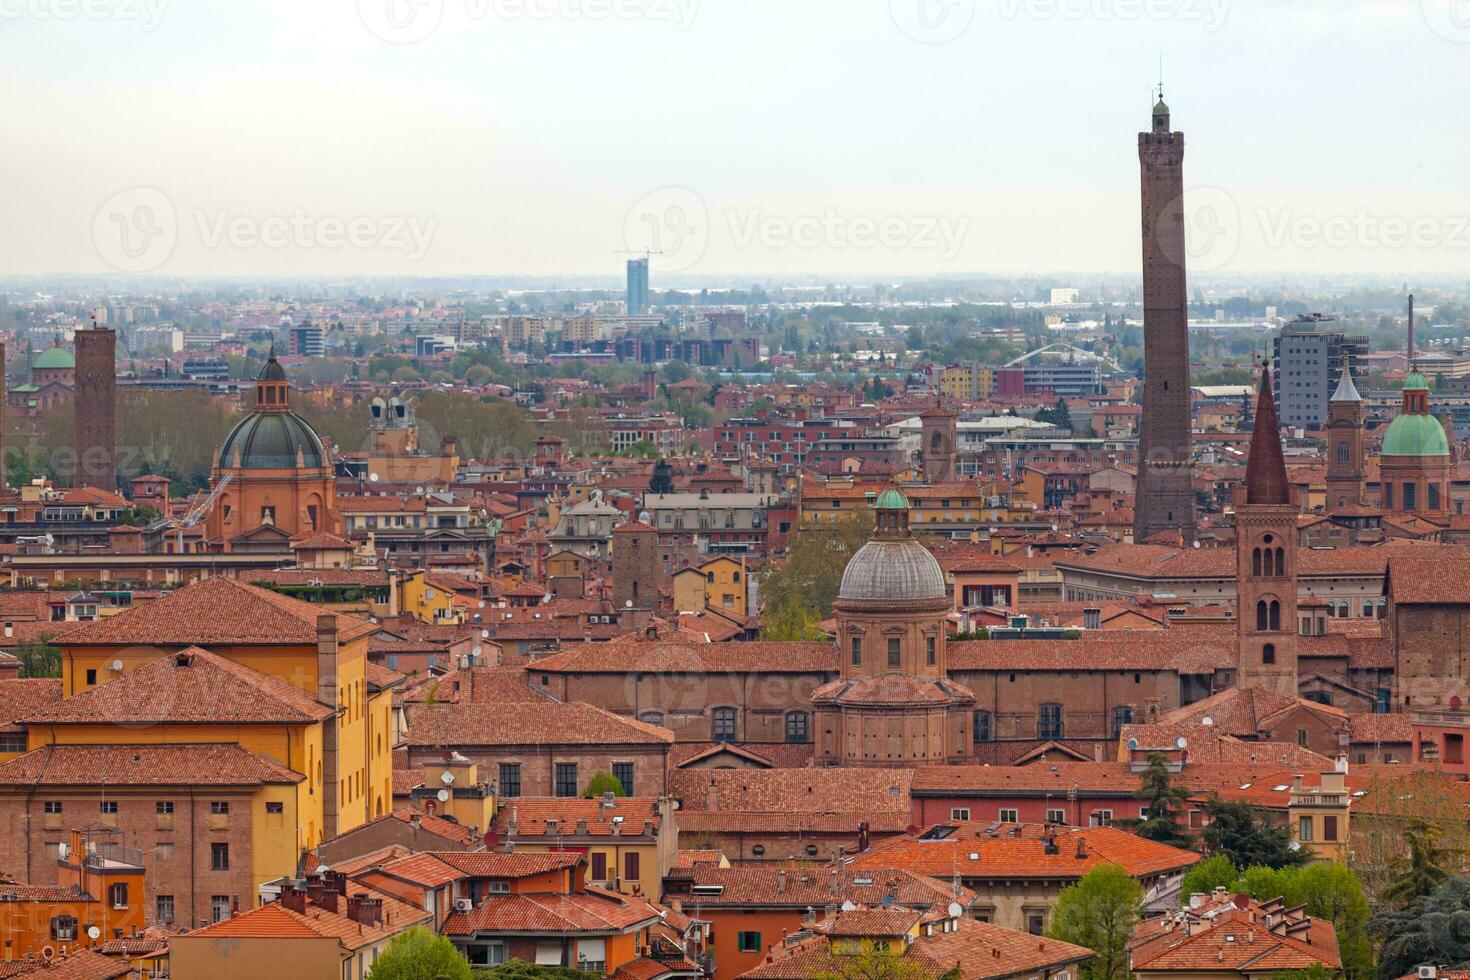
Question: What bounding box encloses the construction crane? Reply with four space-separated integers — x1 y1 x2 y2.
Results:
147 473 233 554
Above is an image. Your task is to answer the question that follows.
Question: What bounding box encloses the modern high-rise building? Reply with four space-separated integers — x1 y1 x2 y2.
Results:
1134 95 1196 543
291 321 325 357
72 326 116 491
626 257 650 316
1271 314 1369 429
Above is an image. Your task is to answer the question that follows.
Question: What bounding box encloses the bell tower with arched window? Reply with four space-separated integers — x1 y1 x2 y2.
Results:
1235 365 1299 695
919 398 958 484
1324 365 1364 511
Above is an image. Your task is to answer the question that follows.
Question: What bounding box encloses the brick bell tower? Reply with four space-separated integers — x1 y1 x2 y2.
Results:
919 398 958 484
1324 365 1365 512
72 323 117 490
1134 92 1196 543
1235 365 1299 695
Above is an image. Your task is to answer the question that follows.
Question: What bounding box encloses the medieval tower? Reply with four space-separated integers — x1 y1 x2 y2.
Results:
920 399 958 484
1134 94 1196 543
72 325 117 490
1235 366 1299 695
1324 365 1365 512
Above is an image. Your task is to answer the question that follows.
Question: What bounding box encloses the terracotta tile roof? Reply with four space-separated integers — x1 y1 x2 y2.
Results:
812 673 975 707
432 850 584 878
850 822 1198 881
1387 552 1470 604
443 888 662 936
0 743 303 787
403 668 551 705
671 768 913 834
678 864 970 909
0 950 129 980
1346 712 1413 742
672 849 723 869
55 577 377 647
21 648 333 726
365 662 406 691
910 762 1138 796
611 956 686 980
493 798 662 838
530 641 838 674
186 903 321 938
949 625 1236 674
1130 901 1340 973
908 916 1092 980
372 853 465 888
668 740 816 769
0 678 62 733
405 701 674 747
186 885 430 950
824 908 921 937
0 883 92 902
1157 686 1345 735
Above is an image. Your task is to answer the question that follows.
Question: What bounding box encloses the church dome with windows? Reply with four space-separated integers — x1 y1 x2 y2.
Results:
218 350 326 470
836 489 947 604
1381 369 1449 459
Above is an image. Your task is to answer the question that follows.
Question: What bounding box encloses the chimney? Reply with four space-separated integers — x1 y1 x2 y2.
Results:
316 614 340 839
575 819 588 836
776 870 786 894
1189 893 1205 909
281 887 307 914
1083 607 1101 631
1409 293 1416 365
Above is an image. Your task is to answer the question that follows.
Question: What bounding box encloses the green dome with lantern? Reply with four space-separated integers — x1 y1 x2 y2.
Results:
1381 369 1449 458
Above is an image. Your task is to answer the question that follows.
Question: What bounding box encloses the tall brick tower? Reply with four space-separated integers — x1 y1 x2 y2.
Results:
72 325 117 490
612 517 660 616
1235 366 1298 696
1134 94 1196 543
1324 365 1364 512
919 398 958 484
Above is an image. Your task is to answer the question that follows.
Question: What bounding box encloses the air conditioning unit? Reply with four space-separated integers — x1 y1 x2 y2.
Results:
1419 968 1438 980
454 898 473 912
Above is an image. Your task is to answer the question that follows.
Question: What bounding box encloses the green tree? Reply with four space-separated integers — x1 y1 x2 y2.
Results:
1035 398 1073 431
15 637 60 678
1201 798 1308 870
659 360 692 384
366 927 470 980
757 514 874 641
1236 863 1371 977
812 947 947 980
582 770 626 798
1045 863 1141 980
1178 854 1238 903
1125 752 1192 848
1370 876 1470 979
1382 819 1454 907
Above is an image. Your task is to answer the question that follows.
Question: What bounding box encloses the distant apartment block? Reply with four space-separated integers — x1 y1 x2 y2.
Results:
1273 314 1368 429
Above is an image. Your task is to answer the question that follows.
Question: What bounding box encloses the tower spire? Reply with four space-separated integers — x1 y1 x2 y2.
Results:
1244 364 1289 506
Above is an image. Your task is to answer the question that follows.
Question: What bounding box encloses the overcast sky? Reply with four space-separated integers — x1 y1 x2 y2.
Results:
3 0 1469 280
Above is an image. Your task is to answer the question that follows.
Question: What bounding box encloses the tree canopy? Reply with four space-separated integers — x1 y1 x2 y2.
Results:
1045 863 1141 980
1370 875 1470 980
1200 797 1307 870
758 514 874 640
366 927 471 980
582 770 627 798
1126 752 1192 848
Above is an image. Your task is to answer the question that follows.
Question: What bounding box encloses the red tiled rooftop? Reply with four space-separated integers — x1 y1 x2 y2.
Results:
0 743 303 787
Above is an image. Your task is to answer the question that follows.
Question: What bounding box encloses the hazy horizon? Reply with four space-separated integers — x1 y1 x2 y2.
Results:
4 0 1470 280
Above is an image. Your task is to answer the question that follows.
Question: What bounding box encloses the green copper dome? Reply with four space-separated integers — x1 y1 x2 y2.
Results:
219 412 325 469
1402 369 1430 392
1381 412 1449 458
874 488 910 510
33 347 75 370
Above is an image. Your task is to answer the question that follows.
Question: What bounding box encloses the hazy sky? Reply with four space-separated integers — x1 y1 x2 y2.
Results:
3 0 1469 280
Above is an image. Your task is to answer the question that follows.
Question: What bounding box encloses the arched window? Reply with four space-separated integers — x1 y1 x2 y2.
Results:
711 707 737 743
1430 484 1441 510
1038 703 1063 740
1252 549 1262 576
1275 548 1285 575
973 710 992 743
1111 705 1134 738
638 710 665 726
1377 599 1387 619
1337 441 1349 465
1269 600 1281 631
930 431 944 452
785 711 810 744
1363 600 1374 617
1263 549 1275 577
1256 600 1269 631
1263 643 1276 665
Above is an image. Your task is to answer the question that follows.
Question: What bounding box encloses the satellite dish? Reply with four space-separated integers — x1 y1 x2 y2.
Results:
437 789 450 802
1201 716 1214 726
481 629 490 639
315 864 329 875
947 902 964 919
625 600 633 608
880 894 894 908
440 770 455 785
110 659 123 672
1126 738 1138 751
1176 736 1188 749
369 472 380 482
1193 540 1201 549
471 645 483 658
86 926 101 941
840 900 857 912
